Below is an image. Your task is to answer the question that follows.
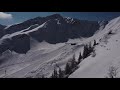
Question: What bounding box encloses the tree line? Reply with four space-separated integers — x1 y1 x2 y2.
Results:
50 40 97 78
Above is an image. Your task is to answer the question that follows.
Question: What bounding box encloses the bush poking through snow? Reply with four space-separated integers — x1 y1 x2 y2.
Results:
105 66 118 78
91 50 96 57
93 40 98 46
108 30 113 35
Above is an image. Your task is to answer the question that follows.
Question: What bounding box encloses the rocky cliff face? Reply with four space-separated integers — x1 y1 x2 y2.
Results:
0 34 30 54
11 34 30 54
29 18 100 43
4 14 100 38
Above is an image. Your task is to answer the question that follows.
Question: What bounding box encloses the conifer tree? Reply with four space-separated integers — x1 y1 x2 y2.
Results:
71 54 77 69
82 43 94 59
78 52 82 64
93 40 97 46
58 67 64 78
51 68 58 78
82 44 88 59
54 68 58 78
65 62 71 75
88 42 94 54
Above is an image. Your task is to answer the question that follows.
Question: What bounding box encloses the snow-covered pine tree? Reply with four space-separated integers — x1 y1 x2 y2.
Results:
82 42 94 59
71 54 77 69
78 52 82 64
89 42 94 54
82 44 89 59
58 67 64 78
51 68 58 78
65 62 71 75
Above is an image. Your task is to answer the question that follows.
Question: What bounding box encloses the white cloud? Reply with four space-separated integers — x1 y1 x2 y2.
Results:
0 12 13 20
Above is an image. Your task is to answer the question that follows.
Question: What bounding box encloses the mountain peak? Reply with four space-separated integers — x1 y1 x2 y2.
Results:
46 14 63 19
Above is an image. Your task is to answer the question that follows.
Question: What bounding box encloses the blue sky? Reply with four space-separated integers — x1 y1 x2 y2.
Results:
0 12 120 25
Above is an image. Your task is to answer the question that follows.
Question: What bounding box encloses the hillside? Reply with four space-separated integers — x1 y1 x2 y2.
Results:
70 16 120 78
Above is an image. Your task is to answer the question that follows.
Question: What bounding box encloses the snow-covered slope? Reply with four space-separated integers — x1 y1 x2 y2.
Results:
70 16 120 78
0 41 82 78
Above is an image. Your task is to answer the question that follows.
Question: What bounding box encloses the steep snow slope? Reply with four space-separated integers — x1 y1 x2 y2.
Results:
70 16 120 78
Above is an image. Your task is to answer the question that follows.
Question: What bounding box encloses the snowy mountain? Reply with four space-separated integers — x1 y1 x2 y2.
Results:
0 14 106 55
3 14 101 44
0 14 119 78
